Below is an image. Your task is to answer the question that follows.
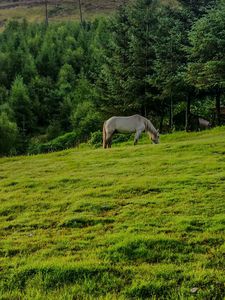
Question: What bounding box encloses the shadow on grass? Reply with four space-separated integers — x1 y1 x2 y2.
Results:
101 237 207 264
2 265 130 296
59 217 114 228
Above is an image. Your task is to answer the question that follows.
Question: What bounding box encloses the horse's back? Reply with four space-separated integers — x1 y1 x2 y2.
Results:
199 117 211 129
105 115 145 133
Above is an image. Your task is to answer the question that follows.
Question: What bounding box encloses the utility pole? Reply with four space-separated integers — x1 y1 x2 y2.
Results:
78 0 83 24
45 0 48 26
169 37 173 131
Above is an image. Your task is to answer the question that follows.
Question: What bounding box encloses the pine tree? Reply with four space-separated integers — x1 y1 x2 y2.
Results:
187 2 225 125
126 0 158 115
97 4 132 114
178 0 217 17
0 112 18 156
9 76 33 135
150 6 190 129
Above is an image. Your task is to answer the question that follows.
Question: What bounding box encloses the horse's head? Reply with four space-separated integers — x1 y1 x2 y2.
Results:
151 129 160 144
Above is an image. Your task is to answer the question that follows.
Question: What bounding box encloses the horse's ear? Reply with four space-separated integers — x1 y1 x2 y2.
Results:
157 129 159 133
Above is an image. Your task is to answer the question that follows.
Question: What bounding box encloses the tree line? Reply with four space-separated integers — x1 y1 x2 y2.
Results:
0 0 224 156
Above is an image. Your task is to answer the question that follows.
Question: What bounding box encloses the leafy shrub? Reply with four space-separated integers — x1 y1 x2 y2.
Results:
88 131 132 148
71 101 101 139
28 131 79 154
88 130 102 148
46 121 62 140
113 133 132 144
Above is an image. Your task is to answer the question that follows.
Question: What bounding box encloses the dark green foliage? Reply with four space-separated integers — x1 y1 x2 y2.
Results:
71 101 102 139
0 20 105 155
126 0 158 113
97 5 132 113
0 112 18 156
178 0 217 17
113 133 132 144
28 76 59 129
98 0 159 115
46 121 62 140
9 76 34 135
28 132 79 154
150 6 191 127
187 2 225 125
88 130 102 147
187 3 225 89
88 130 132 148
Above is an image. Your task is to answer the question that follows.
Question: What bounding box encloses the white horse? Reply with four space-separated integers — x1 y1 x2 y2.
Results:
198 117 211 130
103 114 159 148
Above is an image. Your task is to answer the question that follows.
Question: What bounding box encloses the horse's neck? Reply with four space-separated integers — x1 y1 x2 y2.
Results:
146 119 157 134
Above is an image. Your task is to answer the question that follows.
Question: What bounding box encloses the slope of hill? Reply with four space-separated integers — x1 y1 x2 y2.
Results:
0 0 179 29
0 0 128 28
1 128 225 299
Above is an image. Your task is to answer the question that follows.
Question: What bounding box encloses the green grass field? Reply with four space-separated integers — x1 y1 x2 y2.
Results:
1 128 225 299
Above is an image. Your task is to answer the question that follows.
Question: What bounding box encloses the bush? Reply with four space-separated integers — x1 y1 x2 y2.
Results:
88 130 102 148
28 131 79 155
88 131 132 148
71 101 101 139
46 121 62 140
113 133 132 144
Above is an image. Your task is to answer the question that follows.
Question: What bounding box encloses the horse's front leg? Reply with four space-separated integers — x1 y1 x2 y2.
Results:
134 130 142 145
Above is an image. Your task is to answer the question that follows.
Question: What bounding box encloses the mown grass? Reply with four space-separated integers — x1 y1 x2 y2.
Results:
1 127 225 299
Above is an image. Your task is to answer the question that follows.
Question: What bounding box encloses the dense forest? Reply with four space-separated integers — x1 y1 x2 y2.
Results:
0 0 224 156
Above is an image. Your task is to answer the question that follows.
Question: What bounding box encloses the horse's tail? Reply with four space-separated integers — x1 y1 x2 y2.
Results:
103 122 106 148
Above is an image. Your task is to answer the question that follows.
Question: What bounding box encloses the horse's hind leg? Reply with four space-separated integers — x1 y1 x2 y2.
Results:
107 138 112 148
134 130 142 145
106 131 114 148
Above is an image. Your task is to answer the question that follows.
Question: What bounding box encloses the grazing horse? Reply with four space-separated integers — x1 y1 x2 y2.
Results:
188 115 211 131
198 117 211 130
103 114 159 148
174 111 211 131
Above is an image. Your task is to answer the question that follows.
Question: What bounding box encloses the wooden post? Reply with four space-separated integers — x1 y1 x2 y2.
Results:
78 0 83 24
45 0 48 26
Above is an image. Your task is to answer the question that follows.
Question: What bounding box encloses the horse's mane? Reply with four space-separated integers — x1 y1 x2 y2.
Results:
145 118 157 134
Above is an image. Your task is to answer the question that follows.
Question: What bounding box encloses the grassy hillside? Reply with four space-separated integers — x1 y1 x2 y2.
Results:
0 0 178 29
1 128 225 299
0 0 126 29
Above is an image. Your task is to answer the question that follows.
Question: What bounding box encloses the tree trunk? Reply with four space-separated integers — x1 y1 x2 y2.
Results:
216 89 221 126
159 112 164 133
169 94 173 130
185 94 191 131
